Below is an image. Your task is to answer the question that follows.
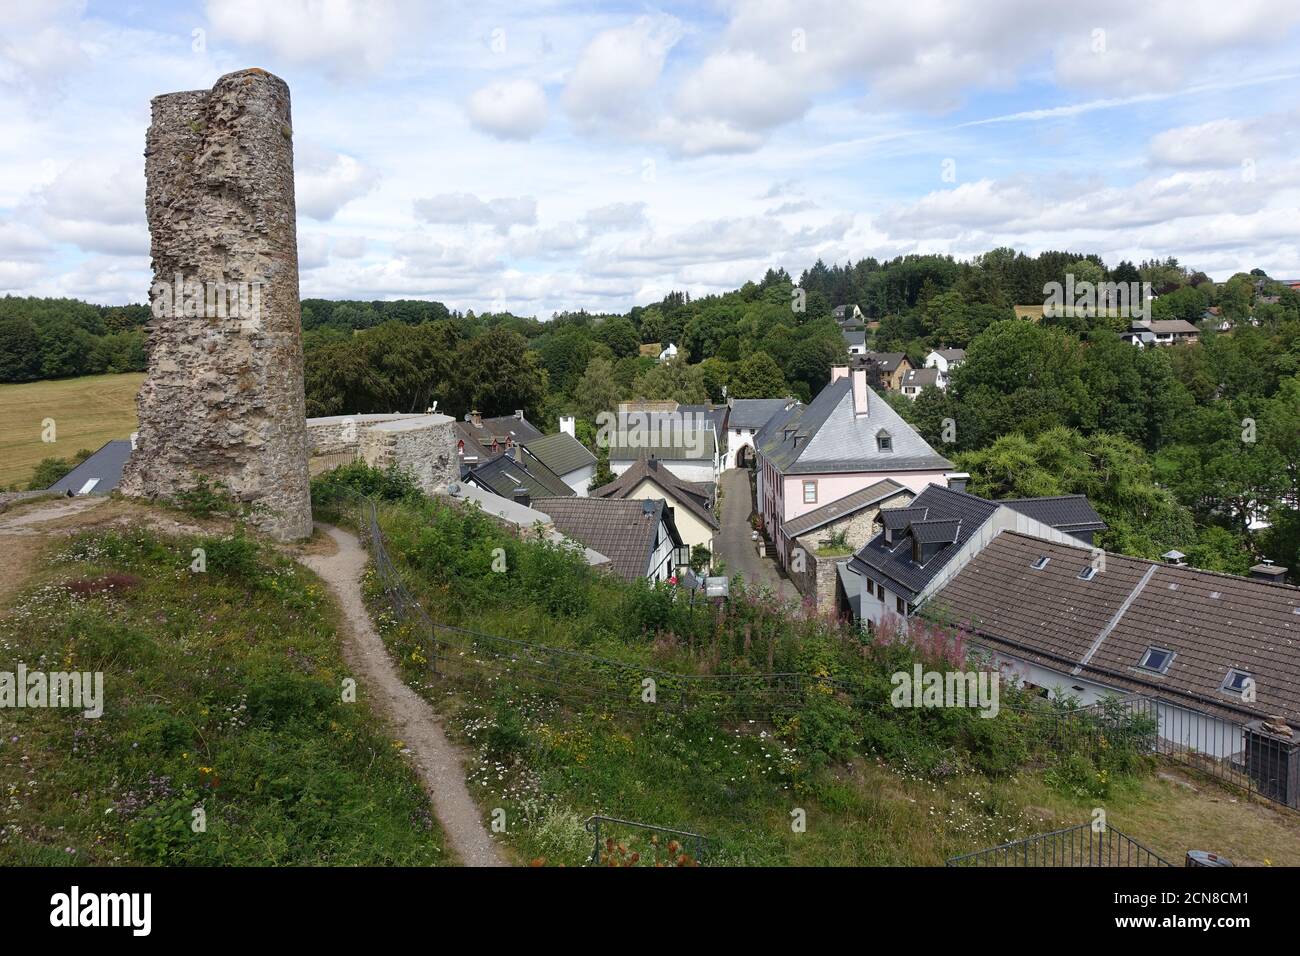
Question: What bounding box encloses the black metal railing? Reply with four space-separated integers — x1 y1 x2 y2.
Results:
584 815 709 866
946 822 1173 867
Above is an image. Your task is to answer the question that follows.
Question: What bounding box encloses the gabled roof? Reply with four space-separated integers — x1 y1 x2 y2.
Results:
533 496 683 582
1135 319 1200 335
931 348 966 362
926 532 1300 724
524 432 596 477
608 427 717 462
849 485 1108 602
783 479 907 538
1001 495 1106 533
591 457 719 530
863 351 908 372
754 376 951 475
47 440 132 495
466 451 574 499
850 485 1000 600
901 368 939 389
727 398 791 430
455 413 543 456
841 329 866 347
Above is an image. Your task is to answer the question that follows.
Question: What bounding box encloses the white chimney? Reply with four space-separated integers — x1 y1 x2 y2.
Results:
851 366 869 417
559 415 575 437
830 365 849 383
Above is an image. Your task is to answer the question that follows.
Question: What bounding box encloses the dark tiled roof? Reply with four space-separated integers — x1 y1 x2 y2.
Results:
591 457 719 530
842 329 866 347
933 348 966 362
47 440 132 494
455 414 543 455
754 377 951 475
608 429 718 462
901 368 939 389
727 398 791 430
524 432 596 477
926 532 1300 723
910 518 961 544
783 479 907 538
850 485 999 600
863 351 907 372
467 452 574 500
533 496 682 582
1002 495 1106 533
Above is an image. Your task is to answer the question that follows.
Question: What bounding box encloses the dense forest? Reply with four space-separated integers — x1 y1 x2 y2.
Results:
2 248 1296 578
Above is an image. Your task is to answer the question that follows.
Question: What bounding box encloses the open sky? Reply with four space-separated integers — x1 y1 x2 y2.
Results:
2 1 1299 315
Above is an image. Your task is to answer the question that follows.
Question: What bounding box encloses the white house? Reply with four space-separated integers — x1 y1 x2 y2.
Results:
923 348 966 389
658 342 679 362
723 398 790 469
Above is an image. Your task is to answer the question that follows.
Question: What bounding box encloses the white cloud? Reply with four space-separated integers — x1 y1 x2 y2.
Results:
295 145 379 220
204 0 420 77
413 193 538 233
582 202 646 233
467 78 548 140
561 14 682 128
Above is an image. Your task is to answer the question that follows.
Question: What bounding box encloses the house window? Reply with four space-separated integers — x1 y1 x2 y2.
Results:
1222 669 1253 694
876 431 892 453
803 480 817 504
895 596 906 615
1078 565 1098 581
1031 555 1049 570
1137 647 1174 674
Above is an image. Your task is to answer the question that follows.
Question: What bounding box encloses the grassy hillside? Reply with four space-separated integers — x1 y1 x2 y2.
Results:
0 521 447 865
312 471 1300 867
0 373 142 488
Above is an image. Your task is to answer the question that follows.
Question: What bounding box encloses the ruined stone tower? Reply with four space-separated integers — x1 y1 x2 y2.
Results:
119 68 312 542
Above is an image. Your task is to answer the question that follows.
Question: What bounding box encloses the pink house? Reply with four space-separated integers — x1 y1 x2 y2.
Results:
755 366 953 567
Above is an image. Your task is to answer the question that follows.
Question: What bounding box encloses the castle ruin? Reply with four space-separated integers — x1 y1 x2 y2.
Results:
119 68 312 541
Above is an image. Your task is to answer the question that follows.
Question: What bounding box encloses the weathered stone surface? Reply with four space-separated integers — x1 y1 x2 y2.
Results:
357 414 457 494
119 68 312 542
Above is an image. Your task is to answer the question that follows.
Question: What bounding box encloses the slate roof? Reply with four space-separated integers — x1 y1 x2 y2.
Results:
455 413 543 457
533 496 683 582
754 376 951 475
524 432 596 477
926 532 1300 723
608 427 718 462
842 329 866 348
466 451 574 500
1001 495 1106 534
47 440 131 495
727 398 791 430
932 348 966 362
901 368 939 389
849 485 999 600
863 351 908 372
782 478 907 538
591 457 719 530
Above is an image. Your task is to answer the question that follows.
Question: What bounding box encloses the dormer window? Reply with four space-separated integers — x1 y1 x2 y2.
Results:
876 429 892 453
1137 647 1174 674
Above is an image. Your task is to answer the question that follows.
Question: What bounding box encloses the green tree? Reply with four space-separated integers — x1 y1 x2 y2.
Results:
729 351 787 399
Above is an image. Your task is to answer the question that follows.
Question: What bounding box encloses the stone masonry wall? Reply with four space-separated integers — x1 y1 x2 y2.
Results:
786 491 915 613
358 414 457 495
118 69 312 542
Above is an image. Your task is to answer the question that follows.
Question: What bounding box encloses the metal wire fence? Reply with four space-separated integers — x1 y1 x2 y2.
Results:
351 493 1299 812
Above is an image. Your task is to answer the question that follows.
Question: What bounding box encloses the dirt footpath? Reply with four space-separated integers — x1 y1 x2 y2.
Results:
300 523 507 867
